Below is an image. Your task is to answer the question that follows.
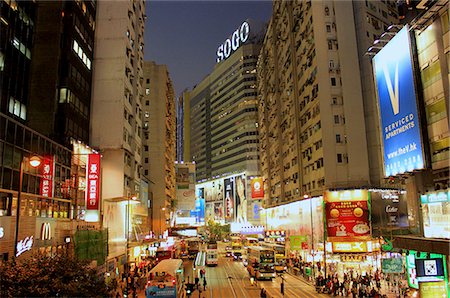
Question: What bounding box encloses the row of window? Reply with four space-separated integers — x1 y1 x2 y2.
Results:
72 39 91 70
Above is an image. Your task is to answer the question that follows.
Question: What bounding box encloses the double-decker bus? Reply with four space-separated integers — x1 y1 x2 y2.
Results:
246 246 276 280
206 241 218 266
261 242 287 273
146 259 184 298
186 237 200 259
155 246 175 263
230 236 244 260
243 237 259 248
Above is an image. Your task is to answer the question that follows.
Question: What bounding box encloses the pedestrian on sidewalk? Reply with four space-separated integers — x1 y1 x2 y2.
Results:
260 287 267 298
195 276 200 289
203 277 207 291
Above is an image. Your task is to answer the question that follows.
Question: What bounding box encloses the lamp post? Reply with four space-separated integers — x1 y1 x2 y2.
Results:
14 155 41 258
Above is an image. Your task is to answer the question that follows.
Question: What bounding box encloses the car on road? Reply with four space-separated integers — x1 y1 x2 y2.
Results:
232 251 243 261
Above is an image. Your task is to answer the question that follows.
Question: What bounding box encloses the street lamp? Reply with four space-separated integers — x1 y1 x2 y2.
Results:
14 155 42 258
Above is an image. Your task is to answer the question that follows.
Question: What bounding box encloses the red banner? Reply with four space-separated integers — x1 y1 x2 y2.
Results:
325 200 370 239
40 156 54 197
86 154 101 210
251 177 264 199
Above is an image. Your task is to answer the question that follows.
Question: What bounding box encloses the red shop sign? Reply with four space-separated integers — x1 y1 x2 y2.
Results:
40 155 55 198
86 154 101 210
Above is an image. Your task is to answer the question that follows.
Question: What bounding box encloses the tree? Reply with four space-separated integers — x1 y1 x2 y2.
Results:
205 220 230 241
0 253 113 297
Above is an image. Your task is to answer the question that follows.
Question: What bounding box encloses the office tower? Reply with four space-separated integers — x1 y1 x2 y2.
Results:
176 90 191 163
257 1 398 207
142 61 176 237
27 1 96 147
90 0 147 260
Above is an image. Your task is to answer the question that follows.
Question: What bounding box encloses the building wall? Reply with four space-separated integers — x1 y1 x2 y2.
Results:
142 61 176 237
257 0 399 207
189 43 262 183
91 0 146 258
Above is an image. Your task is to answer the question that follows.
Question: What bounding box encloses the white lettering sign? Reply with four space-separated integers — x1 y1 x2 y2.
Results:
0 227 4 239
217 21 250 63
16 236 34 257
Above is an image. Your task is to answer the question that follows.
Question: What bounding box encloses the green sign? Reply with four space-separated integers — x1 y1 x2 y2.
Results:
381 258 404 273
289 235 308 250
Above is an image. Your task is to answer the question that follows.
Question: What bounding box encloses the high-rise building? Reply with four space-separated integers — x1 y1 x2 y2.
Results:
142 61 176 237
188 20 266 226
176 90 191 163
257 1 398 207
90 0 147 261
27 1 96 147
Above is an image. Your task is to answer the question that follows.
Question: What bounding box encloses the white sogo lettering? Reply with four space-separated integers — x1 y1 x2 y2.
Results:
16 236 34 257
0 227 4 238
217 21 250 63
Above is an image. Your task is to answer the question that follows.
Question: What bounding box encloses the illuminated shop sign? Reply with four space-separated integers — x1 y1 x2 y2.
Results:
419 281 448 298
340 254 367 262
40 155 55 197
381 258 404 273
85 153 101 222
16 236 34 257
224 177 235 221
421 191 450 239
217 21 250 63
406 251 448 290
240 225 264 235
371 189 409 229
373 25 425 176
251 177 264 199
41 222 52 240
332 241 380 253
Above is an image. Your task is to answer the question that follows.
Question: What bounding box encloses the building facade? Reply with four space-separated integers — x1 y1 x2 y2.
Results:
142 61 176 238
90 0 148 265
176 90 191 163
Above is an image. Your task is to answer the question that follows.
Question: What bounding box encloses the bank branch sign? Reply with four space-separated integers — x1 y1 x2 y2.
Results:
373 26 425 177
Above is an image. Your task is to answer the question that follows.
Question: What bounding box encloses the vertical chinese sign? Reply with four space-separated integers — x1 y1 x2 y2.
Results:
85 153 101 222
40 155 55 197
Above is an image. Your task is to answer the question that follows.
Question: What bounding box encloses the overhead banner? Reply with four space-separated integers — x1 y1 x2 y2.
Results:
251 177 264 199
373 25 425 176
40 155 55 198
85 153 101 222
325 190 370 241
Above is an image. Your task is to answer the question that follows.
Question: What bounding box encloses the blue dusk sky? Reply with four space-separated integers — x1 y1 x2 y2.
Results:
144 1 273 96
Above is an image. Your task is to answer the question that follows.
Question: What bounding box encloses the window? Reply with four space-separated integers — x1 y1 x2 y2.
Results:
8 97 26 120
336 134 341 143
334 115 340 124
144 170 148 176
326 24 331 32
331 77 336 86
324 6 329 16
328 41 333 50
145 100 149 106
337 154 343 163
146 79 150 84
145 157 149 163
144 145 149 152
145 88 150 95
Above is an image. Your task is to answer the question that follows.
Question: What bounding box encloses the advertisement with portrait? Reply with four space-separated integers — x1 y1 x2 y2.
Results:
371 190 409 234
251 177 264 199
205 202 214 223
421 191 450 239
213 201 224 221
224 178 235 222
373 25 425 177
235 175 247 223
325 190 370 241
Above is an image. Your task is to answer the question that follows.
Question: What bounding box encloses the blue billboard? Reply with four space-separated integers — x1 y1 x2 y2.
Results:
373 26 425 177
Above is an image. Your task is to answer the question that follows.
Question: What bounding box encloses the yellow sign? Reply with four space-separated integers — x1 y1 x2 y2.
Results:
419 281 447 298
340 254 367 262
332 241 380 253
325 189 368 203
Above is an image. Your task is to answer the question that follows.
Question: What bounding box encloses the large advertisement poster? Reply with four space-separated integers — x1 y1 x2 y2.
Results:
213 201 224 221
205 202 214 222
40 155 55 198
421 191 450 239
371 190 409 232
251 177 264 199
224 178 235 222
235 175 247 223
373 25 425 177
325 190 370 241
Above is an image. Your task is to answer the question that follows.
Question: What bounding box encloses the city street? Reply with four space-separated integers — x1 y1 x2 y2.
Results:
184 256 329 298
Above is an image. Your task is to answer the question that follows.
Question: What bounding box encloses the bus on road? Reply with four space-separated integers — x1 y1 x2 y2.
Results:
246 246 276 280
206 241 218 266
261 242 287 273
146 259 184 298
155 246 174 263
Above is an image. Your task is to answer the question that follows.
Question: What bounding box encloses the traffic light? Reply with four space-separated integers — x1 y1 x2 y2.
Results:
186 283 195 296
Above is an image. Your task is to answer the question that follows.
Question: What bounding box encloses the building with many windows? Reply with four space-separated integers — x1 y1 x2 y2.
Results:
90 0 148 265
257 0 399 207
142 61 176 237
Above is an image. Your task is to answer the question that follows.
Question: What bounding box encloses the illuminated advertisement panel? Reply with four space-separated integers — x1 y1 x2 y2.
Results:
251 177 264 199
224 177 235 222
325 190 370 241
373 26 425 177
421 191 450 239
419 281 447 298
235 175 247 223
39 155 55 198
85 153 101 222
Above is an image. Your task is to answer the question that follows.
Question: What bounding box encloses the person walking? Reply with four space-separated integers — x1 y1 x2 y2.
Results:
203 277 207 291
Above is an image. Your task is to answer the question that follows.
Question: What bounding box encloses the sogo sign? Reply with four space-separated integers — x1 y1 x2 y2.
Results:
217 21 250 63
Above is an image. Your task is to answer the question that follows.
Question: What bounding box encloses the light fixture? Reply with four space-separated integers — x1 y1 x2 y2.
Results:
29 156 42 168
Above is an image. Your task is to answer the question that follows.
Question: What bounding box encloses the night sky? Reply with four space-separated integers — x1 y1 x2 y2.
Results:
144 1 273 96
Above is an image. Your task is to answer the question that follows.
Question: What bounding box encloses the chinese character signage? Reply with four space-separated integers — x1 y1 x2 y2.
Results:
325 190 370 241
373 26 425 176
251 177 264 199
40 155 54 197
85 154 101 222
382 258 404 273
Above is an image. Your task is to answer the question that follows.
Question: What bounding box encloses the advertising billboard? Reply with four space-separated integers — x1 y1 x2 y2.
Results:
421 191 450 239
419 281 448 298
371 190 409 231
373 25 425 177
251 177 264 199
224 178 235 221
40 155 55 198
324 190 370 241
235 175 247 223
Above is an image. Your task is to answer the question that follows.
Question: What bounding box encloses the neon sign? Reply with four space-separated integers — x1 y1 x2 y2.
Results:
217 21 250 63
16 236 34 257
